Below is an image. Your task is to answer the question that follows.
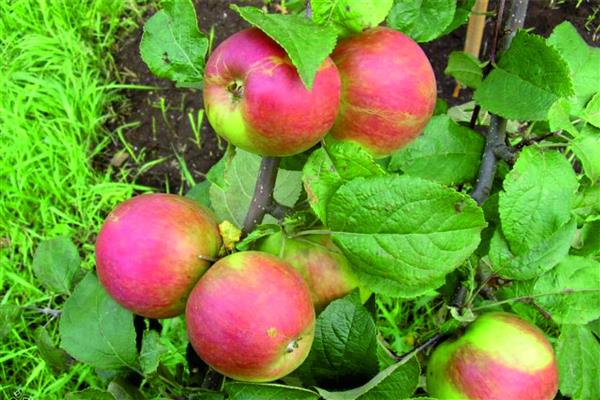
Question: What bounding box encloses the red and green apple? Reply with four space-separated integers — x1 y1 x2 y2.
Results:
95 194 222 319
203 28 341 157
426 312 559 400
330 27 437 157
185 251 315 382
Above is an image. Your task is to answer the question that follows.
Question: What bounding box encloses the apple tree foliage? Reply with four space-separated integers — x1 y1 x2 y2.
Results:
10 0 599 398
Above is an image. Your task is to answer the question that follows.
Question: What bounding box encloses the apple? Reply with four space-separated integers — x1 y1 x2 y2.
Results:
95 194 222 319
257 232 358 311
185 251 315 382
329 27 436 157
426 312 559 400
203 28 341 157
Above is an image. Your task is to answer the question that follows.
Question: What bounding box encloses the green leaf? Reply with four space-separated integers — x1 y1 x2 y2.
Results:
303 141 386 223
571 125 600 182
298 294 379 389
224 382 319 400
548 98 578 136
489 219 576 280
66 389 115 400
474 69 559 121
440 0 475 36
0 304 21 340
387 0 456 43
316 357 420 400
474 30 573 121
388 115 484 185
59 273 137 370
139 330 167 375
311 0 394 37
140 0 207 88
235 224 279 251
231 5 338 89
107 378 145 400
499 147 578 256
572 221 600 257
548 22 600 115
327 175 486 297
497 31 573 98
582 92 600 128
186 180 212 208
209 149 302 228
444 51 483 89
32 236 81 294
533 256 600 325
557 325 600 400
34 326 71 373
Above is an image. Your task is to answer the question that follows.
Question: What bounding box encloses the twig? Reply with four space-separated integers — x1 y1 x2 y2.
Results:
394 333 449 363
515 131 556 150
23 306 61 318
242 157 290 235
471 0 529 205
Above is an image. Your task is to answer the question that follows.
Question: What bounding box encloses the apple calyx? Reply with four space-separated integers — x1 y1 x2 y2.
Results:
227 80 244 101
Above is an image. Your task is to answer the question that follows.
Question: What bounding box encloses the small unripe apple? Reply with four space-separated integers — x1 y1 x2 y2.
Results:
330 27 436 157
426 312 558 400
203 28 341 157
186 251 315 382
96 194 221 319
257 232 358 311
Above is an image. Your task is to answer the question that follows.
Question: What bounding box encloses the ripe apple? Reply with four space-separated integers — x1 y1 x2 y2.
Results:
96 194 222 319
426 312 558 400
203 28 341 157
186 251 315 382
257 232 358 311
329 27 436 157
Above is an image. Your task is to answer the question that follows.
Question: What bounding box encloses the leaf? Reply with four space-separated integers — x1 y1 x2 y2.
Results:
235 224 280 251
209 149 302 228
107 378 145 400
327 175 486 297
298 294 379 389
66 389 115 400
34 326 71 373
572 221 600 257
386 0 456 43
548 21 600 114
316 357 420 400
548 98 579 136
489 220 576 280
231 5 338 89
557 325 600 400
139 0 208 88
32 236 81 294
474 30 573 121
388 115 484 185
474 69 558 121
582 92 600 128
444 51 483 89
186 180 212 208
533 256 600 325
499 147 578 256
0 304 21 340
311 0 394 37
440 0 475 36
139 330 167 375
224 382 319 400
59 273 137 370
303 141 386 223
571 125 600 182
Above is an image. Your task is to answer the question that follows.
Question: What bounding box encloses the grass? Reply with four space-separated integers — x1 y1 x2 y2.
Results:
0 0 151 397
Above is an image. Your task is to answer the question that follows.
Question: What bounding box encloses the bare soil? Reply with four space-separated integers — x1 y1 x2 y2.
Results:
101 0 599 192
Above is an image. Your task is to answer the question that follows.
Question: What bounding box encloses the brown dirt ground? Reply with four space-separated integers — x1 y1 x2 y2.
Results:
100 0 599 192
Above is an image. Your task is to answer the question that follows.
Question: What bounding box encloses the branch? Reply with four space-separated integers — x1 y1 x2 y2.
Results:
242 157 289 235
471 0 529 205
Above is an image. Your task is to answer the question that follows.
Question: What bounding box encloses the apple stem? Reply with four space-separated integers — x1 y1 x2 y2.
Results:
242 156 291 236
470 0 529 205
